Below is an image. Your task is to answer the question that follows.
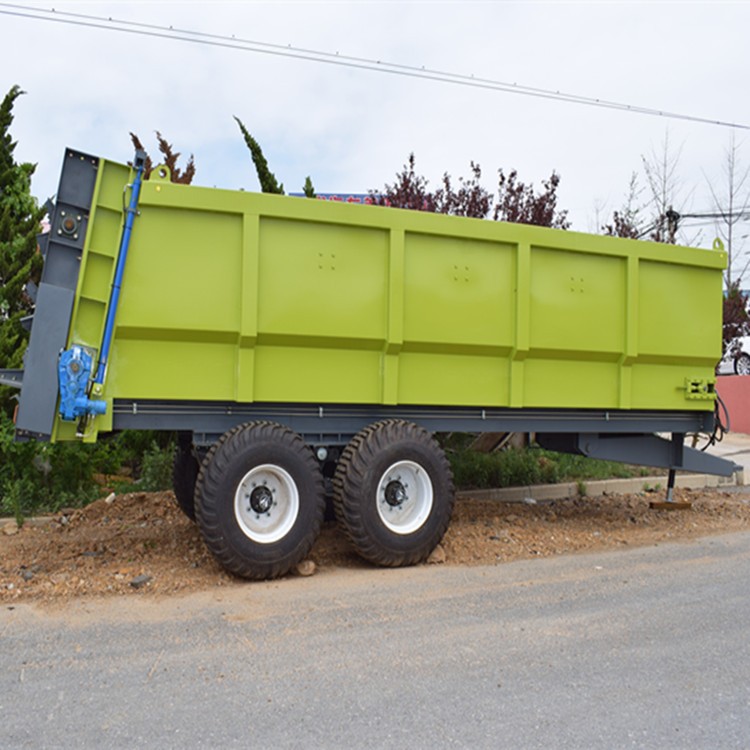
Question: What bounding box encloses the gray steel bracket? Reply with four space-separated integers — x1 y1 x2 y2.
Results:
0 370 23 388
537 432 740 478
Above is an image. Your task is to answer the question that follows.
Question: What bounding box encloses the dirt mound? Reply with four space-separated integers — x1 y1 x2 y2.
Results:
2 487 750 603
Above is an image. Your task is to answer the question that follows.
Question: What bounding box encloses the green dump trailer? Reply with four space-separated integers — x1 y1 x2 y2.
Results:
0 149 739 579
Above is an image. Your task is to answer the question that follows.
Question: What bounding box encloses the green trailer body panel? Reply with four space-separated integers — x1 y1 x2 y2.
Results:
52 156 725 441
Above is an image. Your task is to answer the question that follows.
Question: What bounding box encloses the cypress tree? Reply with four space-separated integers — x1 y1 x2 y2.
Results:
0 85 44 417
302 175 316 198
233 116 284 194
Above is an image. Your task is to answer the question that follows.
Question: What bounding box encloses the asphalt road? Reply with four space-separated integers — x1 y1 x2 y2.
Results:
2 532 750 749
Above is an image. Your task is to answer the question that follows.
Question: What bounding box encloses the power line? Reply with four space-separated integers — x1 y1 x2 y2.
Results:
1 2 749 132
680 210 750 220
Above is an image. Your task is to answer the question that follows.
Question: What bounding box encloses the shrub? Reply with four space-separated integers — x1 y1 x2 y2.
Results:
138 440 175 491
0 413 102 519
0 412 176 519
448 444 639 491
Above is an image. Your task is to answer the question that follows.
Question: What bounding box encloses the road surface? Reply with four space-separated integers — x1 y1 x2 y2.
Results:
2 532 749 748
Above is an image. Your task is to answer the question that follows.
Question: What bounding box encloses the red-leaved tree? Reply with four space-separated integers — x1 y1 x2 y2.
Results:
372 154 569 229
722 280 750 350
129 132 195 184
493 169 570 229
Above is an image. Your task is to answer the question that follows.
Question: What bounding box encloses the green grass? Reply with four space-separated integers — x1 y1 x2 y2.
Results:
447 444 643 491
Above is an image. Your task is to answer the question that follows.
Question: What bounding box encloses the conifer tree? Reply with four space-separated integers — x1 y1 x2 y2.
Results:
0 85 44 417
302 176 316 198
234 116 284 194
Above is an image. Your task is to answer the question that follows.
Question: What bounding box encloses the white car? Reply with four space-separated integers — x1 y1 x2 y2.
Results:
718 336 750 375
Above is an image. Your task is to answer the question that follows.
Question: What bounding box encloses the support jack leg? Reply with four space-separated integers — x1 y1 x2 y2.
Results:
650 469 692 510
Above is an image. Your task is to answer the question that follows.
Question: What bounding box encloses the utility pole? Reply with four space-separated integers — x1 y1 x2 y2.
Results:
666 206 680 244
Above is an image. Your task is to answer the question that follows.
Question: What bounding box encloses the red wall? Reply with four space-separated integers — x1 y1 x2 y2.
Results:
716 376 750 434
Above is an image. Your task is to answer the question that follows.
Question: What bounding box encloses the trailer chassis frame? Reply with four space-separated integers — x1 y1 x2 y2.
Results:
108 399 739 477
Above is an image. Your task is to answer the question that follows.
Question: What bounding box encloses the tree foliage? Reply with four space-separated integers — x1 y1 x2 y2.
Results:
603 132 694 245
493 169 570 228
371 153 568 229
129 131 196 184
603 210 640 239
0 85 44 417
602 172 642 239
234 116 284 194
437 161 493 218
302 175 316 198
640 130 686 244
371 154 440 212
706 133 750 289
722 280 750 350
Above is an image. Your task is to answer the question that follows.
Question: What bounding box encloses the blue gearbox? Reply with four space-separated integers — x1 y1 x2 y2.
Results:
58 346 107 421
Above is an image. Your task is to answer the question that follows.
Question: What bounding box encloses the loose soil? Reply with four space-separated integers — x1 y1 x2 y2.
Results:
3 486 750 604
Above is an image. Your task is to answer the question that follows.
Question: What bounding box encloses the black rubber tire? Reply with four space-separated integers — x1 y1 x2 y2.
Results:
333 419 455 567
195 421 325 580
735 353 750 375
172 441 200 522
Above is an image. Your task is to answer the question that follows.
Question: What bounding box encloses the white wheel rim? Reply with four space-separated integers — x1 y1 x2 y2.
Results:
234 464 299 544
376 460 433 535
738 356 750 375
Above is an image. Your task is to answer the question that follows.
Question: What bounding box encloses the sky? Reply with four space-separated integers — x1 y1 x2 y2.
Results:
2 0 750 270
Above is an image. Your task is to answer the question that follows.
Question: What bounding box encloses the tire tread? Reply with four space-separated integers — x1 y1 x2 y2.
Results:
333 420 454 567
195 421 324 580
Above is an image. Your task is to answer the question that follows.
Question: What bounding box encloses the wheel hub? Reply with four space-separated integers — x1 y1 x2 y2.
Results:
234 464 300 544
249 485 274 514
376 461 433 535
384 480 407 507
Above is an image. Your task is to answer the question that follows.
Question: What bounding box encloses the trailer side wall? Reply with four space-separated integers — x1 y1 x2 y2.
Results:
53 162 725 441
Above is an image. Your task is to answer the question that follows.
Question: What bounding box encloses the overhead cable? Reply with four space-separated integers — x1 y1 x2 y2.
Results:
1 2 749 131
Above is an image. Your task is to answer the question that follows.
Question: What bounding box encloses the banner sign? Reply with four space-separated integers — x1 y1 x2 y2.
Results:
289 193 378 204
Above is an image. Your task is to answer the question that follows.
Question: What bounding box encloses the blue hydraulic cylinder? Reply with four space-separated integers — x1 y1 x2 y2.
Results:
93 150 146 386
